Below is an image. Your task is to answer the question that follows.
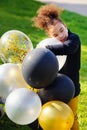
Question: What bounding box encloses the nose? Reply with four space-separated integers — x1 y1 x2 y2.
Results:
59 33 63 38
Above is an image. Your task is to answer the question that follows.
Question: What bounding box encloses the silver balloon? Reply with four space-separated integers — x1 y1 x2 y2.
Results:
0 63 28 100
36 37 67 70
5 88 42 125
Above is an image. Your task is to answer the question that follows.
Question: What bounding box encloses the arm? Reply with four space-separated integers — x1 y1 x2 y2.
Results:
46 33 81 55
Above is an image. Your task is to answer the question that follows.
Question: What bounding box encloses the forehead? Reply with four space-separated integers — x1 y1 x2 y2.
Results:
49 22 65 34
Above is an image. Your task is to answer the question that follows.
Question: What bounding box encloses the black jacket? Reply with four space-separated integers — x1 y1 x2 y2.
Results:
28 30 81 130
46 30 81 97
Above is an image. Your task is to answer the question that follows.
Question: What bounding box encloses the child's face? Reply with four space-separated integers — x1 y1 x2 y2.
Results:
48 21 68 42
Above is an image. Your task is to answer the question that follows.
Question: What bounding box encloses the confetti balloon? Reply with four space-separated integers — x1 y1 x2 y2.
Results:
5 88 42 125
0 63 28 100
38 100 74 130
36 37 67 70
0 30 33 63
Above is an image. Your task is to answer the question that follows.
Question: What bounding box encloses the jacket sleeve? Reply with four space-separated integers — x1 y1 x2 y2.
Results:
46 34 81 55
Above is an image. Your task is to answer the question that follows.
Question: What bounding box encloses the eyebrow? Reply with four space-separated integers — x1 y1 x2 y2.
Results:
59 27 64 31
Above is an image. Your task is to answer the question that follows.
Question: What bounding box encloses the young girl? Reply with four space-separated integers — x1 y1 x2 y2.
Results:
30 4 81 130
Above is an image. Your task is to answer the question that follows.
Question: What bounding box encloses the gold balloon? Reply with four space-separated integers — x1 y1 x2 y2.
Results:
0 30 33 63
38 100 74 130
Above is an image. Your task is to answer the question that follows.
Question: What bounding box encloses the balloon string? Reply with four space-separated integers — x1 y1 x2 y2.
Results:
37 122 41 130
0 53 7 63
0 97 5 104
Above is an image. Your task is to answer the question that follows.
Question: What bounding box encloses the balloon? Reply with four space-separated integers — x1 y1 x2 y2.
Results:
22 48 59 89
0 106 4 118
0 63 28 100
0 30 33 63
5 88 42 125
36 37 67 70
38 73 75 103
38 100 74 130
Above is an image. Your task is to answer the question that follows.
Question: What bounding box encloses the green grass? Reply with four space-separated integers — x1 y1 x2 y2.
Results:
0 0 87 130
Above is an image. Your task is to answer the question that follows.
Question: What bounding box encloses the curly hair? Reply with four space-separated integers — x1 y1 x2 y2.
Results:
32 4 63 30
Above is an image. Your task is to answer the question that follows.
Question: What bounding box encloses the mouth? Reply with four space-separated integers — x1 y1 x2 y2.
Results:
60 37 67 42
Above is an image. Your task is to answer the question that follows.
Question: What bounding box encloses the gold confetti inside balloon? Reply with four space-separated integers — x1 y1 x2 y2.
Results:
0 30 33 63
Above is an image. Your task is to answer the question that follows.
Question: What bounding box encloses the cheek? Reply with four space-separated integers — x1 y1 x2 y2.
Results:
55 37 61 41
64 29 68 36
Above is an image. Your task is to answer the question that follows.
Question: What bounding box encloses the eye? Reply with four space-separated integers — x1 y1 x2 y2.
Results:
53 34 58 37
60 28 64 33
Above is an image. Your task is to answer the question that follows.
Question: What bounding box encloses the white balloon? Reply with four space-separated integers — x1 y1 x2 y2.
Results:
0 63 28 100
5 88 42 125
36 38 67 70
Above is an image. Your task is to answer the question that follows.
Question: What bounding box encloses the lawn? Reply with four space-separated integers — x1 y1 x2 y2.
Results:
0 0 87 130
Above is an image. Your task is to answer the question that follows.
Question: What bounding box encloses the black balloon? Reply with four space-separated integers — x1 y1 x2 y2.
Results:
38 73 75 103
22 48 58 88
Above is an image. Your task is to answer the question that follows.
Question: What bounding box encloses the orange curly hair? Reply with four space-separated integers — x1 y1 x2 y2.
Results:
32 4 63 31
